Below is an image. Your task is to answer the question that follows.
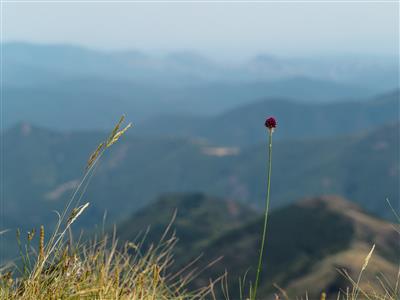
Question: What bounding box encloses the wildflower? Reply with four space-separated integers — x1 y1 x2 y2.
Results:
252 116 276 300
265 117 277 131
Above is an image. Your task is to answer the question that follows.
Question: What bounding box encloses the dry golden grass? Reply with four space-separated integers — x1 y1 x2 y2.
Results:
0 232 216 300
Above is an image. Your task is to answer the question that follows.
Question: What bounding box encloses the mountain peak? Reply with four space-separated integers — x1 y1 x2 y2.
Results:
296 195 396 241
298 195 362 214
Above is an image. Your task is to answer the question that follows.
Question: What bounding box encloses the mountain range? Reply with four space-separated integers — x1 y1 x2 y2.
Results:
5 42 398 90
136 90 399 145
3 42 399 130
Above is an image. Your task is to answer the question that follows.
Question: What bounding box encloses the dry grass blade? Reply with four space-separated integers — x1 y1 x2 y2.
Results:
349 244 375 300
361 244 375 273
108 115 125 141
66 202 90 227
106 123 132 148
86 142 105 170
87 115 132 169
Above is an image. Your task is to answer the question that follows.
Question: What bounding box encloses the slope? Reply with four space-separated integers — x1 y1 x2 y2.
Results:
117 194 400 299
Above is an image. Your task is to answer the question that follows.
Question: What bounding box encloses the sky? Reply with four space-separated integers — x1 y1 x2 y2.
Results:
2 1 399 60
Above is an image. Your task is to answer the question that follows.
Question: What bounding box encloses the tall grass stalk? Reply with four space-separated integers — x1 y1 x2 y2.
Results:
31 115 131 278
252 121 275 300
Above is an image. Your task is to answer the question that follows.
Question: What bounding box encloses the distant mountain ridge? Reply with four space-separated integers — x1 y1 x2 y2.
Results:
4 42 398 130
137 90 399 145
5 77 383 130
5 42 398 89
117 193 400 299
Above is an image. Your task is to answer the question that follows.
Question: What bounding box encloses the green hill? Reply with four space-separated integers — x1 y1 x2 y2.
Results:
117 193 400 299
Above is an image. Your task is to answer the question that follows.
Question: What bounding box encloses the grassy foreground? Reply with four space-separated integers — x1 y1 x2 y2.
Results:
0 234 214 299
0 117 216 300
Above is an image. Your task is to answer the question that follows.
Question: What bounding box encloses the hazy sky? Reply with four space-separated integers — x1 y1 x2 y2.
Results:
2 1 399 60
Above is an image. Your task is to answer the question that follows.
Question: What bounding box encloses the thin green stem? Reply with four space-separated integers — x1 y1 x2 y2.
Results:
252 129 273 300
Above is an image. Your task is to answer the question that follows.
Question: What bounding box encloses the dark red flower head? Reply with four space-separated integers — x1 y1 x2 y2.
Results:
265 117 277 130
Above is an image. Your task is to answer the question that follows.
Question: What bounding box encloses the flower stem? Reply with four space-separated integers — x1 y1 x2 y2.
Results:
252 129 273 300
